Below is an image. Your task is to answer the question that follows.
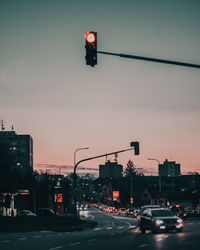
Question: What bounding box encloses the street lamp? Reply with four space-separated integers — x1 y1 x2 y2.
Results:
74 147 89 166
73 147 89 226
148 158 161 193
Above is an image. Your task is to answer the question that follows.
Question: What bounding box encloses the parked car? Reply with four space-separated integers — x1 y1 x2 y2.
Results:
19 210 37 216
36 208 56 216
139 208 183 233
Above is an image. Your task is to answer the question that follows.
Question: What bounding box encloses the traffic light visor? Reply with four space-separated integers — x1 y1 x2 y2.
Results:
85 32 96 43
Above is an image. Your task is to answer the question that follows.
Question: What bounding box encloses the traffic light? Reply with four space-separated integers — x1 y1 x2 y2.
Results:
85 31 97 67
130 141 140 155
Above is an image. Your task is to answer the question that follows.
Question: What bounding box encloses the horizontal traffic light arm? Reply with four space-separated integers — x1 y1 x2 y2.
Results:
74 146 138 174
97 51 200 69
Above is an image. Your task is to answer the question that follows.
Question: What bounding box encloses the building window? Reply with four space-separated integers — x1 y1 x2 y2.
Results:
20 147 26 153
10 140 17 146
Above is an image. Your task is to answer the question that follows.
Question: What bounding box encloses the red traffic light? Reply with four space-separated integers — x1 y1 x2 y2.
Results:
85 31 97 67
85 32 96 43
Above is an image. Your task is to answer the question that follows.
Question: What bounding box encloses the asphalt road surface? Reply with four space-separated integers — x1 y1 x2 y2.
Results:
0 208 200 250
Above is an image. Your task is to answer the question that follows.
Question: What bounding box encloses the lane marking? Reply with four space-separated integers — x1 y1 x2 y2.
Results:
18 238 27 240
106 227 113 230
129 225 136 228
69 242 81 246
48 247 63 250
87 238 96 242
117 226 124 229
139 244 148 248
93 228 101 230
2 240 11 243
33 235 41 238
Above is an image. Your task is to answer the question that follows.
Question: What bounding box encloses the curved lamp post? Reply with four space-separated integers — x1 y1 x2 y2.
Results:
74 147 89 167
148 158 161 193
73 147 89 225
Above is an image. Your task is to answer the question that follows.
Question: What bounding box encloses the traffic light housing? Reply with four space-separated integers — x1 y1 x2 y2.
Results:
130 141 140 155
85 31 97 67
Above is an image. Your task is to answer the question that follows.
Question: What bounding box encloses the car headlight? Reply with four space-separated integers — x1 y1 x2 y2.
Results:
155 219 164 226
177 218 183 223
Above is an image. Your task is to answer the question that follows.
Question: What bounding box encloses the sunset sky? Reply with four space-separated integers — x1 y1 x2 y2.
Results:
1 0 200 175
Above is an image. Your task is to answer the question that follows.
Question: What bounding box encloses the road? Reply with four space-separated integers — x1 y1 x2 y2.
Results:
0 208 200 250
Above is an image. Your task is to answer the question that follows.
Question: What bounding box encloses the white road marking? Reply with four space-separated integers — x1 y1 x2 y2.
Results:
117 226 124 229
139 244 148 248
69 242 81 246
2 240 11 243
106 227 113 230
87 238 96 242
93 228 101 230
48 247 63 250
18 237 27 240
33 235 41 238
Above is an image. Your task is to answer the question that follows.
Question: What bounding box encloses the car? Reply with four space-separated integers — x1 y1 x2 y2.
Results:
37 208 56 216
139 208 183 233
170 205 187 220
138 205 161 220
118 208 127 215
126 208 134 216
19 210 37 216
133 208 140 218
140 205 161 214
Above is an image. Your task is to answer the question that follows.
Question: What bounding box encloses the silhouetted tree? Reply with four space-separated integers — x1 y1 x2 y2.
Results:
124 160 137 177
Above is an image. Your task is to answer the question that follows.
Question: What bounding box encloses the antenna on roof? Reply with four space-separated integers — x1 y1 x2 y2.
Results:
11 125 14 130
0 120 5 131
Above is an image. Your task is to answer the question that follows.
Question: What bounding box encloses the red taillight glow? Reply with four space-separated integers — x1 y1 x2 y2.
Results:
85 32 96 43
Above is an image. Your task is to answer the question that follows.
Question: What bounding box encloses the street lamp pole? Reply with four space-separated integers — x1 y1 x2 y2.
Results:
73 147 89 226
148 158 161 193
74 147 89 167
